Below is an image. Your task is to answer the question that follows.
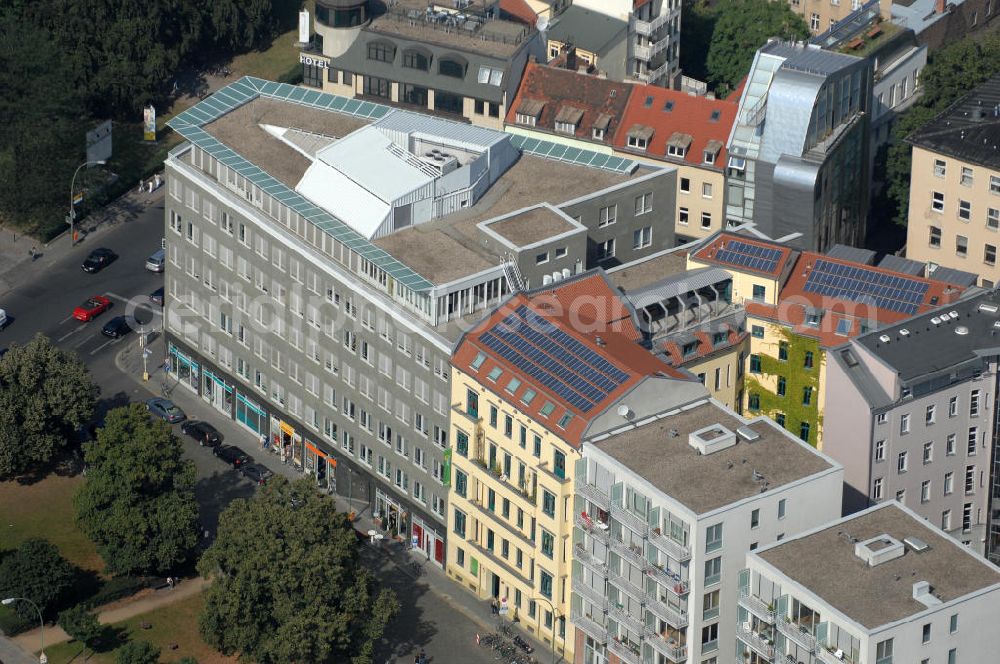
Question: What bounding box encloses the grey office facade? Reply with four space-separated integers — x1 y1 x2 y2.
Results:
162 77 677 568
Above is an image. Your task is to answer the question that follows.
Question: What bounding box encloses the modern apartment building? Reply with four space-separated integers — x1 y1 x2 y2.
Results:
811 0 926 177
161 77 676 570
689 232 968 449
301 0 545 129
504 60 634 154
740 501 1000 664
725 41 871 251
824 289 999 558
446 271 706 659
571 0 682 88
572 397 843 664
613 86 737 243
904 74 1000 288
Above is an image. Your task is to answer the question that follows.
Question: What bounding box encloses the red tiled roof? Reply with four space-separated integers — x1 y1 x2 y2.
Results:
748 252 968 347
505 61 633 146
661 327 749 367
690 232 798 278
453 273 688 446
500 0 538 26
611 85 737 170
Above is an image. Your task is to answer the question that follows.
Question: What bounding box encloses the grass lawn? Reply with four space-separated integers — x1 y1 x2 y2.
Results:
39 593 237 664
0 474 103 573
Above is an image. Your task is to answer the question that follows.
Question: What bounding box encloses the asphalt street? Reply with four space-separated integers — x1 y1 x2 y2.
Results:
0 197 534 664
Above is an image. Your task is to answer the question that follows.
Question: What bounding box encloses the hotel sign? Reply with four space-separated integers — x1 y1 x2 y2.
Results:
300 54 330 69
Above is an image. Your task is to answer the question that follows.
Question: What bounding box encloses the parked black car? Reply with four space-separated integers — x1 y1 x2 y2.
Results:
180 420 223 446
149 286 164 307
240 463 273 485
101 315 131 338
82 248 117 273
213 444 251 468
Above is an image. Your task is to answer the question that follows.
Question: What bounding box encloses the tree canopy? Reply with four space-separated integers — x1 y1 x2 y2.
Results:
58 604 105 652
75 404 200 575
115 640 161 664
884 34 1000 225
198 477 399 664
0 539 76 621
693 0 810 98
0 333 98 479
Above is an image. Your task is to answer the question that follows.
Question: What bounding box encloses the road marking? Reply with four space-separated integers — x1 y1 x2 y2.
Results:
58 324 87 342
59 314 75 324
72 333 97 349
89 338 117 356
105 291 136 304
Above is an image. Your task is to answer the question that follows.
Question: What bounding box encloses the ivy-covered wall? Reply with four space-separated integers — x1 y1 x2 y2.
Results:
745 325 824 447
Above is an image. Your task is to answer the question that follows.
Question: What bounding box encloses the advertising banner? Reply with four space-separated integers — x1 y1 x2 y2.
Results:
143 105 156 142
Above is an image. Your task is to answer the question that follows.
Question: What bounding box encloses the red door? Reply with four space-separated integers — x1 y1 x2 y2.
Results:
434 538 444 565
413 522 424 549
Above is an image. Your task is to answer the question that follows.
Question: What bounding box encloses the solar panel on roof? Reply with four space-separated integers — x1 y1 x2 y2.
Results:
507 134 638 174
713 240 782 273
478 305 632 413
802 259 929 315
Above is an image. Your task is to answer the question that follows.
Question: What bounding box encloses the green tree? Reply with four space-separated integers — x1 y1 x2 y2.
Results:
198 477 399 664
705 0 810 97
58 604 105 653
0 334 98 479
75 404 199 575
0 539 76 620
115 639 160 664
885 34 1000 225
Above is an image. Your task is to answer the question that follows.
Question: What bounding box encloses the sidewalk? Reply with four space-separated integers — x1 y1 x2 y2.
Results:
0 185 164 297
11 577 208 652
115 336 564 662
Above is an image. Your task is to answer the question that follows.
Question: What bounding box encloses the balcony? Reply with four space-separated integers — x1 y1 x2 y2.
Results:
644 629 687 662
633 35 671 61
571 610 608 644
611 538 648 569
576 513 611 543
736 623 775 659
574 543 608 575
573 582 609 610
816 646 853 664
451 403 481 424
738 592 775 624
608 637 642 664
635 61 671 85
575 479 611 509
777 620 817 652
631 11 671 36
608 604 645 635
608 570 644 603
646 565 689 597
643 590 688 629
649 529 691 562
611 504 648 535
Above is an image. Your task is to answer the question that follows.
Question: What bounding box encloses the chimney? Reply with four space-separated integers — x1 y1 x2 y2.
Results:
565 45 577 72
935 0 946 13
528 54 537 64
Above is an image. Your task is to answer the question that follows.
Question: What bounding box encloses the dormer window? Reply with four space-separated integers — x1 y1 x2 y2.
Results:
554 106 584 135
477 65 504 86
682 340 699 357
515 99 545 127
703 140 723 165
592 113 612 141
667 132 692 158
626 124 654 151
439 55 467 78
402 48 430 71
367 40 396 63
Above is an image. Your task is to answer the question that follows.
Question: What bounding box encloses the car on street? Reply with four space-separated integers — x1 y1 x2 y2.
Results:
149 287 164 307
82 248 117 273
146 397 186 424
73 295 112 322
0 308 7 329
180 420 223 446
100 315 131 338
240 463 273 485
214 444 251 468
145 248 165 272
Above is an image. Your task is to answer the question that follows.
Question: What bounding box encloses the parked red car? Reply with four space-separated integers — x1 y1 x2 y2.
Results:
73 295 112 322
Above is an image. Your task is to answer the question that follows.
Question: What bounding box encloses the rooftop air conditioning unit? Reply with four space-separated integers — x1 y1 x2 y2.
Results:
931 317 941 325
899 328 910 336
879 334 891 343
949 311 960 319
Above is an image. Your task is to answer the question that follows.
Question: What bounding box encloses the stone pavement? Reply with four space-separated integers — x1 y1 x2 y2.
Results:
116 334 564 663
11 578 209 652
0 185 165 298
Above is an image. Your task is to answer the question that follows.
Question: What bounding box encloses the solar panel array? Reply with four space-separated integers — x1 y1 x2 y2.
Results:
508 134 639 174
477 305 630 413
803 259 930 314
713 239 783 273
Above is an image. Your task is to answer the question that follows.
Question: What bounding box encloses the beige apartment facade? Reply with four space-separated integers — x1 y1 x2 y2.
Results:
792 0 892 34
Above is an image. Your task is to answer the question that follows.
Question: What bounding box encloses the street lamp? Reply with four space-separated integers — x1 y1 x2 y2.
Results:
532 595 560 664
2 597 46 663
69 160 106 246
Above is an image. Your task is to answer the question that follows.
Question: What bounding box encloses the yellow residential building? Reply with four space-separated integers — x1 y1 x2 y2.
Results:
446 272 705 659
904 76 1000 288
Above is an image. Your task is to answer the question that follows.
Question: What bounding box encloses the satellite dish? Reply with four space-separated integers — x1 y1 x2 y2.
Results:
617 404 633 419
535 15 549 31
